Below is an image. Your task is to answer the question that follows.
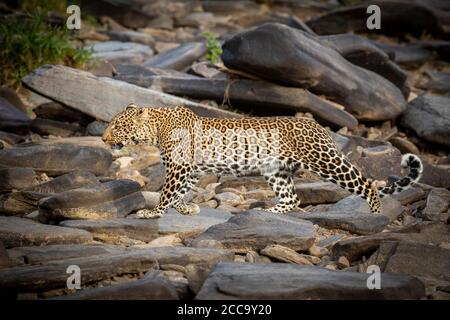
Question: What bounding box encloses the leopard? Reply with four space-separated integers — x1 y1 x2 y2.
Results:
102 104 423 219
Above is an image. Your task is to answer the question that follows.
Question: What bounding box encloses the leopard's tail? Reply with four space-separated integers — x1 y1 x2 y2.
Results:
378 153 423 198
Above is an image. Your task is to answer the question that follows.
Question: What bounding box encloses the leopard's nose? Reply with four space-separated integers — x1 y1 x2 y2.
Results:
102 129 111 142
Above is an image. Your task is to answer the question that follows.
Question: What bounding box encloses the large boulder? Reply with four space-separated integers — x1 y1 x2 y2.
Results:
195 262 425 299
400 94 450 147
221 23 406 121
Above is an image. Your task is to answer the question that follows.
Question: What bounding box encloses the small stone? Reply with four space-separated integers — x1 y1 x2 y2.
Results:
337 256 350 269
146 235 183 247
214 192 243 206
261 244 314 265
308 244 329 258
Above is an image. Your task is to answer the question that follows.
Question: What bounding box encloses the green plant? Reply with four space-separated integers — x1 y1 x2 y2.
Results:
203 31 223 64
20 0 68 14
0 12 92 88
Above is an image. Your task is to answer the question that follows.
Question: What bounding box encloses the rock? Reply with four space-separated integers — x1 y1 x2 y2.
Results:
377 241 450 284
214 192 243 207
195 262 425 299
375 42 434 65
86 120 108 136
7 244 124 265
88 41 154 65
141 191 160 209
144 42 207 71
222 23 406 121
419 162 450 189
114 64 197 79
400 94 450 147
186 263 215 295
0 171 99 215
0 168 38 192
146 235 182 247
319 33 409 98
21 136 110 150
30 118 84 137
176 12 216 28
197 175 218 189
0 216 93 248
308 245 328 258
38 180 145 221
422 188 450 222
329 195 403 222
392 187 427 205
59 218 158 243
33 102 94 126
22 64 239 121
417 71 450 94
0 251 158 294
260 244 313 265
102 30 155 47
0 241 12 268
306 0 442 37
143 163 165 192
54 272 178 300
131 76 357 130
0 144 112 176
295 182 351 205
158 208 233 239
290 209 390 235
0 97 30 133
331 223 450 262
191 210 315 251
355 146 403 181
337 256 350 269
0 131 25 145
388 137 420 155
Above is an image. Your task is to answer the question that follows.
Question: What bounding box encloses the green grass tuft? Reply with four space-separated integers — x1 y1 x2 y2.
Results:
203 31 223 65
0 11 92 88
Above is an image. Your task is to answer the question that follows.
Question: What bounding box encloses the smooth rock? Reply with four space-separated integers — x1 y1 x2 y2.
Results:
30 118 84 137
195 262 425 299
222 23 406 121
144 42 207 71
0 97 30 133
0 144 112 176
59 218 159 242
33 102 94 126
88 41 153 65
158 208 233 239
38 180 145 221
422 188 450 221
54 272 178 300
260 244 313 265
103 30 155 47
417 71 450 94
295 182 350 205
191 210 315 251
0 168 38 192
0 216 93 248
400 94 450 147
22 64 238 121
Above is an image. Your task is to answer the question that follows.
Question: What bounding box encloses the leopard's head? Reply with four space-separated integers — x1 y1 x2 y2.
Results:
102 103 159 150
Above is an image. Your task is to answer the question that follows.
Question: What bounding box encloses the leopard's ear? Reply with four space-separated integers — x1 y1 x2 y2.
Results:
126 103 139 110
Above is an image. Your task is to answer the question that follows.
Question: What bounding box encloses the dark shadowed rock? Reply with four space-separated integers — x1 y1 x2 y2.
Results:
417 71 450 94
306 0 442 37
222 23 406 121
0 144 112 176
144 42 207 71
158 208 233 239
0 168 38 192
422 188 450 222
195 262 425 299
0 97 30 133
400 94 450 147
7 244 124 265
0 216 93 248
33 102 94 126
191 210 315 251
30 118 84 137
38 179 145 221
54 272 178 300
22 64 239 121
319 33 409 98
331 222 450 262
375 42 434 65
59 218 159 242
290 210 390 235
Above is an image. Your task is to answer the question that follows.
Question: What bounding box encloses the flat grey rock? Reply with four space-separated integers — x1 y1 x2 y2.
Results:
0 144 112 176
158 208 233 238
191 210 315 251
295 181 350 205
22 64 238 122
0 167 38 192
144 42 207 71
195 262 425 299
290 209 390 235
88 41 154 65
0 216 93 248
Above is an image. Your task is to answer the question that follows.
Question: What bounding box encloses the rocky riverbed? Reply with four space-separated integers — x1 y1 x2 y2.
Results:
0 0 449 300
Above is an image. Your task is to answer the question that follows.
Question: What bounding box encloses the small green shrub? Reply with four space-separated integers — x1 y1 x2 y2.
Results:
0 12 92 88
20 0 68 14
203 31 223 64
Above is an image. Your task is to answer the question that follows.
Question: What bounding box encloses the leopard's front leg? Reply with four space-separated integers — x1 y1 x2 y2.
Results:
137 163 194 219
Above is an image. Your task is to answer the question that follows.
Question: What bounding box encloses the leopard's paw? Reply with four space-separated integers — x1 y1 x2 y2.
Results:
175 203 200 216
136 209 163 219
